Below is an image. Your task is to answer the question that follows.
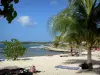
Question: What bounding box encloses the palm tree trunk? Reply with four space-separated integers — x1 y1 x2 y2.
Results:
87 47 92 63
87 47 93 70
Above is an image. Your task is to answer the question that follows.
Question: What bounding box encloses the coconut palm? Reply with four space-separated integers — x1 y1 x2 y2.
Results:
69 0 100 65
52 36 61 48
48 0 100 69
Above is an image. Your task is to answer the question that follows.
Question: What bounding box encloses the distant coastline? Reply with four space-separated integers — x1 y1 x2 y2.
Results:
0 42 53 45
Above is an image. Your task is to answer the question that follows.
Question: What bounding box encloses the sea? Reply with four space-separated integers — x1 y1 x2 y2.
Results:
0 44 65 59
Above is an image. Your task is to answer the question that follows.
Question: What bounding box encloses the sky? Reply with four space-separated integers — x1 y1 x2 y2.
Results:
0 0 68 42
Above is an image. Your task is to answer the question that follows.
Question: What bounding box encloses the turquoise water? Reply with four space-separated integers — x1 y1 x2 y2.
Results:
0 44 65 58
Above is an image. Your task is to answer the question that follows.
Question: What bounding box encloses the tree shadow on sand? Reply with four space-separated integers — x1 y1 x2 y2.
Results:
63 59 100 65
0 66 28 75
0 66 41 75
76 67 100 75
17 58 33 61
62 59 100 75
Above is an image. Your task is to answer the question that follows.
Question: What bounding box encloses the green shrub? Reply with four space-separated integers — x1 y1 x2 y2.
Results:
3 38 26 60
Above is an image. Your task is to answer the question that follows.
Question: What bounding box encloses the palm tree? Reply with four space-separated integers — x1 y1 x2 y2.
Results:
52 36 61 48
48 0 100 69
69 0 100 65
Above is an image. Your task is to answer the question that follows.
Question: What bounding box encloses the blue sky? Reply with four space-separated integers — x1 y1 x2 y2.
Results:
0 0 68 42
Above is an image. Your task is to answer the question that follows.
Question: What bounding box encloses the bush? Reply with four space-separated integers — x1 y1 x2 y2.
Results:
3 38 26 60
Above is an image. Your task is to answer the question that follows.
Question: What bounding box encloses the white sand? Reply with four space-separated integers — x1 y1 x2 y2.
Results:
0 51 100 75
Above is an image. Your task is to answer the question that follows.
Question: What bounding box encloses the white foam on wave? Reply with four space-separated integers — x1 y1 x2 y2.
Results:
29 45 45 49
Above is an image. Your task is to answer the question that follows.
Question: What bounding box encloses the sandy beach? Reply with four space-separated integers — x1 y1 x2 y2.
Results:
0 51 100 75
44 46 86 52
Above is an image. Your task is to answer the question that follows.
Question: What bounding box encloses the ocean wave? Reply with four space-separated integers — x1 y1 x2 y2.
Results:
29 45 45 49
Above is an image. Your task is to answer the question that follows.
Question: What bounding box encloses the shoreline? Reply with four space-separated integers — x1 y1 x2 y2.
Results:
43 46 69 52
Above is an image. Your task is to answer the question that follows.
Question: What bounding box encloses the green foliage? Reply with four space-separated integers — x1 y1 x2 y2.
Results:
14 0 19 3
53 42 59 48
48 0 100 65
48 0 100 47
3 38 26 60
0 0 19 23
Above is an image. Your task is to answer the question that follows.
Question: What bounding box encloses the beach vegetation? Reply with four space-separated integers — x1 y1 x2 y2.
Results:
3 38 26 60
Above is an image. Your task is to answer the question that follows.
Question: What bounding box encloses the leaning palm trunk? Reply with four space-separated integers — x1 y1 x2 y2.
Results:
69 42 73 56
70 45 73 56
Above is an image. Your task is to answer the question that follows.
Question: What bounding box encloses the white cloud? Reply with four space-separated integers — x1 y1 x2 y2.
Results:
50 0 58 5
17 16 37 27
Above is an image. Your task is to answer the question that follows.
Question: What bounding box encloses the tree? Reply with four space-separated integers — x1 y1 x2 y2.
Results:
69 0 100 65
3 38 26 60
52 36 61 48
0 0 19 23
48 0 100 69
48 8 83 56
